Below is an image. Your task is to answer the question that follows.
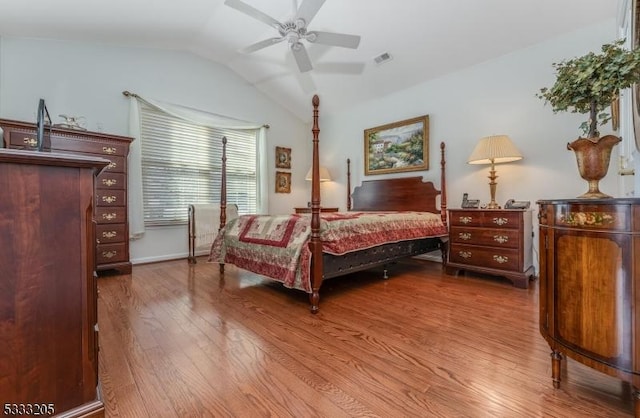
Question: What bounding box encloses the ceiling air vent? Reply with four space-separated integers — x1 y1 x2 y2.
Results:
373 52 393 65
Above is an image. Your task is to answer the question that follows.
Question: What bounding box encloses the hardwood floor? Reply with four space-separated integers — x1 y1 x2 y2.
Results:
98 258 634 417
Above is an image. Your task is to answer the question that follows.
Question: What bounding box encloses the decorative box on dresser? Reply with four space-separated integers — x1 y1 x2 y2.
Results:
0 149 109 417
446 208 535 288
538 198 640 416
0 118 133 274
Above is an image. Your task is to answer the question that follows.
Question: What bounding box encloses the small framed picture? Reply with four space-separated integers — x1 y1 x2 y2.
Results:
276 146 291 169
275 171 291 193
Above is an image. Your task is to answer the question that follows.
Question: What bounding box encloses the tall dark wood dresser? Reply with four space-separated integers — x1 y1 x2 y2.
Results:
0 149 109 417
0 119 133 274
537 198 640 416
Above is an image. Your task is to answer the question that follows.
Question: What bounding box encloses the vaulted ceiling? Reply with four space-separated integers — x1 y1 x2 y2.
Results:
0 0 617 120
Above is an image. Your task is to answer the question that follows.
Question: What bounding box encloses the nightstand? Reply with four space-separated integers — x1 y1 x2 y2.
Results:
294 207 339 214
446 208 535 288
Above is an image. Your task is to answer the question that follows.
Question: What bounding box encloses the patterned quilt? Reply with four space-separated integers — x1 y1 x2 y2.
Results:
208 211 447 292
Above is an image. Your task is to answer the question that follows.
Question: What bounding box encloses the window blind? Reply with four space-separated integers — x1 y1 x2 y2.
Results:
139 102 258 226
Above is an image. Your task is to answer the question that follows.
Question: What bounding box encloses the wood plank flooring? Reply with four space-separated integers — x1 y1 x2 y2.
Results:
98 258 634 417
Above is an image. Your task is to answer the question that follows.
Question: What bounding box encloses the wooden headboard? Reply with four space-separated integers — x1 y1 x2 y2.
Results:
348 142 447 224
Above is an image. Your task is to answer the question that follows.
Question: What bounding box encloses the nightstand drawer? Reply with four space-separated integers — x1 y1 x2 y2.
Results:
450 210 521 229
450 226 520 249
449 244 520 271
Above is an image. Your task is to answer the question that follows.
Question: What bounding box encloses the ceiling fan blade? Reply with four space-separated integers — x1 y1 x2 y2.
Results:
291 42 313 72
224 0 282 30
307 31 361 49
242 37 285 53
295 0 325 26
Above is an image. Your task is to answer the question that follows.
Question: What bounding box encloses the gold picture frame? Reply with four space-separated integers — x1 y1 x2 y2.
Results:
364 115 429 175
276 146 291 169
275 171 291 193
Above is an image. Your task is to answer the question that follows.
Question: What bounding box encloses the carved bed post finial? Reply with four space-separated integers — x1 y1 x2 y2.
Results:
347 158 352 211
219 136 228 275
309 95 323 313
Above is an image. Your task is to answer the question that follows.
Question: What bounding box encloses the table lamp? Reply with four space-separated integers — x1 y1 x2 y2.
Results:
468 135 523 209
305 166 332 182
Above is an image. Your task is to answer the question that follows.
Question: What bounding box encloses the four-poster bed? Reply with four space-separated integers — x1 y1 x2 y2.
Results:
209 95 448 313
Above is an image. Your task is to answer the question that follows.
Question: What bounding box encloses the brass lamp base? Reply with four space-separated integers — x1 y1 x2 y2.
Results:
485 163 501 209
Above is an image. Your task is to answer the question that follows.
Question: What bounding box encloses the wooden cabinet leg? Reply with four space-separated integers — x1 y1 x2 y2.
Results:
633 388 640 418
551 350 562 389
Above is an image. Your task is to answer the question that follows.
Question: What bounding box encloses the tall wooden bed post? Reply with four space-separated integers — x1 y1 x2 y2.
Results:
219 136 227 275
309 95 323 314
439 141 448 264
347 158 352 211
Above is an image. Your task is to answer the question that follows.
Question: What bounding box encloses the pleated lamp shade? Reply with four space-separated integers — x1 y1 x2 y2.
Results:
468 135 523 164
305 166 332 182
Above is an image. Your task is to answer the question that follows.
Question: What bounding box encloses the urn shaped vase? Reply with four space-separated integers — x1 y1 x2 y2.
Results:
567 134 621 198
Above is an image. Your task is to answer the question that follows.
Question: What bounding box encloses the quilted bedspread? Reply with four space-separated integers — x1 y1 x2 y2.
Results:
208 211 447 292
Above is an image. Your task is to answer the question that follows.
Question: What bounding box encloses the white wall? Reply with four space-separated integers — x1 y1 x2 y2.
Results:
318 19 620 270
0 37 308 264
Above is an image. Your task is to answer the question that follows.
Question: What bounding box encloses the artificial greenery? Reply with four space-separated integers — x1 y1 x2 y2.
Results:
537 39 640 138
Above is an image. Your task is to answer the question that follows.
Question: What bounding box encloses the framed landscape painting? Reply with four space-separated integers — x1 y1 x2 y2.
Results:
364 115 429 175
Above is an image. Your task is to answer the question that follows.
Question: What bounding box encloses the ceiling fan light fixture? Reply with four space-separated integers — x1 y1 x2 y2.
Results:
226 0 361 73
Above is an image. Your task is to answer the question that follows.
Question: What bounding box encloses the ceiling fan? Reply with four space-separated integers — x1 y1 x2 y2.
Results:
224 0 361 73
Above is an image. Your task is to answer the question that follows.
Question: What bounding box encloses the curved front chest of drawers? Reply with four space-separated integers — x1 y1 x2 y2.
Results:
537 198 640 416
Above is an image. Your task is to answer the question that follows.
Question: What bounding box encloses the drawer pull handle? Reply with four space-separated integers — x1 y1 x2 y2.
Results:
23 137 37 147
493 235 509 244
459 216 472 224
493 255 509 264
102 179 117 187
102 212 117 221
102 231 117 239
493 217 508 226
459 251 472 259
102 195 117 204
107 161 117 169
102 146 117 155
102 251 117 259
459 232 472 240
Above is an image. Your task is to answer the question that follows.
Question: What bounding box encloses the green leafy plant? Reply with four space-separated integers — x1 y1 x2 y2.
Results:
537 39 640 138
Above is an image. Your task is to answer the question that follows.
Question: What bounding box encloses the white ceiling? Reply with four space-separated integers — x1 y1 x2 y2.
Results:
0 0 617 121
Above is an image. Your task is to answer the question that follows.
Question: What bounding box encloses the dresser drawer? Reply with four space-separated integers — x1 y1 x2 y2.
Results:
96 190 126 207
450 210 521 229
97 243 128 264
551 203 631 232
8 130 38 149
450 244 520 271
97 172 125 190
50 136 128 157
96 207 127 224
450 226 520 249
52 152 124 174
96 223 126 244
